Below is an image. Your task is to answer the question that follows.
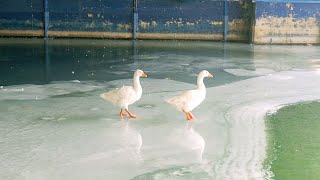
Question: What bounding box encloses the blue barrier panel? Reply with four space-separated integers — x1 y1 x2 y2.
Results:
0 0 251 41
48 0 132 32
137 0 251 41
0 0 43 32
138 0 224 34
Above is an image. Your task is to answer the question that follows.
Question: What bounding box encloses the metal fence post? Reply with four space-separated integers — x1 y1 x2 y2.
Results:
133 0 138 40
44 0 49 39
224 0 229 42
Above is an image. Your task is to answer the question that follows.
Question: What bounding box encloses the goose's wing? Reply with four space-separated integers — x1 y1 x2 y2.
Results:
184 90 205 111
100 86 136 106
166 89 205 112
117 86 136 101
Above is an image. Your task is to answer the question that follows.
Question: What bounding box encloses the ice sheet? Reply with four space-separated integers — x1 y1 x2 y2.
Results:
223 68 275 76
1 70 320 180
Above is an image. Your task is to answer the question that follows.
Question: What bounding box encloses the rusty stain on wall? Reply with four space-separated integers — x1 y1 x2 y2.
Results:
0 30 132 39
229 19 250 35
164 21 174 26
186 22 195 26
143 19 222 28
0 29 244 41
117 23 131 31
209 21 223 26
139 20 150 29
0 20 247 41
137 18 248 40
85 21 96 29
151 21 157 27
136 32 246 41
254 16 320 44
48 31 132 39
0 29 246 41
136 32 223 40
0 30 44 37
102 21 113 27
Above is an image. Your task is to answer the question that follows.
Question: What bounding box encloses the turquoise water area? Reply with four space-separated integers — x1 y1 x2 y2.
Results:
266 101 320 180
0 38 320 179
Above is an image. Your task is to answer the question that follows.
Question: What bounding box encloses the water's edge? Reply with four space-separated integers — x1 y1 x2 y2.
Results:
265 101 320 180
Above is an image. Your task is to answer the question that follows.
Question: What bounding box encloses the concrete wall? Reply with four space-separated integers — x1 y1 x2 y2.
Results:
253 1 320 44
0 0 252 42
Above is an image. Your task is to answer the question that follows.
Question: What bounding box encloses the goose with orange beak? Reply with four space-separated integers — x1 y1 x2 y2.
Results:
166 70 213 120
100 69 147 118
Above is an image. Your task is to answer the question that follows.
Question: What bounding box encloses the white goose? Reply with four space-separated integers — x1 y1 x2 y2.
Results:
166 70 213 120
100 69 147 118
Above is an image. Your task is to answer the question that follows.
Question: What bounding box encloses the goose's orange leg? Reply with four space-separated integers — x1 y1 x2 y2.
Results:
119 109 128 117
188 112 195 120
184 111 194 120
125 109 137 118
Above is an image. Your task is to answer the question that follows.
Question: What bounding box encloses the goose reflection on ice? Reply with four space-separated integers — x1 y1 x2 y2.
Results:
170 122 206 162
183 122 205 161
120 120 143 160
77 120 143 164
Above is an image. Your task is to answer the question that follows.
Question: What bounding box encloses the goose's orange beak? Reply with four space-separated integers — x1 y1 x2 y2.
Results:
208 73 214 78
141 71 148 78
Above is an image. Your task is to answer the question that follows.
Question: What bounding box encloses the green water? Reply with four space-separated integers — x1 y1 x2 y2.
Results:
266 101 320 180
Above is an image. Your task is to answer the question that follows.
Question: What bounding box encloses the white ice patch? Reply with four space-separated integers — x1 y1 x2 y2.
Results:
71 80 81 83
110 71 129 75
224 68 275 76
266 105 286 115
0 81 103 101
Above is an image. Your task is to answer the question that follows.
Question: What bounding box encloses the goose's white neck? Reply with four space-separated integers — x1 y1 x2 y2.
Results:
133 74 142 91
197 74 206 91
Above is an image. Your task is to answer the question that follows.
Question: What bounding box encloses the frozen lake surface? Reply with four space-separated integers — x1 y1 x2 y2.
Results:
1 39 320 179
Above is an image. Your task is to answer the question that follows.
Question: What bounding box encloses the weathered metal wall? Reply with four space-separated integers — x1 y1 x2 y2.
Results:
0 0 252 42
253 0 320 44
137 0 252 41
0 0 44 37
0 0 133 38
48 0 133 38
